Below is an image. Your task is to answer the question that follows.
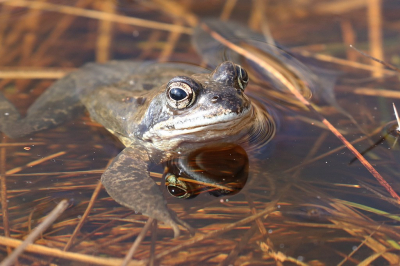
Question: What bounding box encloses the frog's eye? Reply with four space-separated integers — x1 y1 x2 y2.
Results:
235 65 249 91
165 174 196 199
166 77 200 109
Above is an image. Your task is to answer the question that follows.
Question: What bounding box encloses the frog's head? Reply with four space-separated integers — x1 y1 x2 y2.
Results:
140 61 257 151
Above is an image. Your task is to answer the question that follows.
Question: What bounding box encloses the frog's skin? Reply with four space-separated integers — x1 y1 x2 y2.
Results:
0 60 272 237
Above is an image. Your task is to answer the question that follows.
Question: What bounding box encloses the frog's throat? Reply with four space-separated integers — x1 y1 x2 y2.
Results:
142 104 258 151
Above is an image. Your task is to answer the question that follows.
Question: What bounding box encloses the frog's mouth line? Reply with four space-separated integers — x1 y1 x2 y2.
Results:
144 105 254 143
173 105 252 131
174 109 251 131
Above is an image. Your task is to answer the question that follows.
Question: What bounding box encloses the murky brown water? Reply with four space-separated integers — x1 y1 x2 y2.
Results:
1 0 400 265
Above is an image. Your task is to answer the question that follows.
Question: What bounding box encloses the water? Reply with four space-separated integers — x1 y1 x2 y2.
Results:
1 0 400 265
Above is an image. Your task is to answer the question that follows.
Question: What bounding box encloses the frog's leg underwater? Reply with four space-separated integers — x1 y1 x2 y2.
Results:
0 73 85 138
101 145 194 238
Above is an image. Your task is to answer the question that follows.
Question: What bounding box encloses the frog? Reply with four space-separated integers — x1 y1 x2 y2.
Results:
0 59 275 237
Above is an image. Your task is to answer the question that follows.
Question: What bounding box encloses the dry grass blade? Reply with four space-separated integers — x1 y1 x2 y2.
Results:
329 202 400 264
258 240 310 266
0 142 44 147
64 181 103 251
392 103 400 130
367 0 384 78
337 227 379 266
357 252 385 266
95 0 115 63
30 0 92 62
354 88 400 98
150 0 198 27
199 23 400 204
285 125 384 172
151 201 277 261
218 223 257 266
313 0 367 14
3 0 192 34
0 200 69 266
148 220 157 266
220 0 237 21
9 169 104 177
121 218 154 266
0 135 10 254
6 151 66 175
159 20 183 62
294 49 396 75
0 235 144 266
350 45 400 73
0 67 73 79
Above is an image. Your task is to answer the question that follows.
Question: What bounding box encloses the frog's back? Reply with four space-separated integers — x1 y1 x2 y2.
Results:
80 61 208 146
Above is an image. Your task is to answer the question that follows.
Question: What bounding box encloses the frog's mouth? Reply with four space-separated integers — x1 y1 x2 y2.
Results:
143 104 259 150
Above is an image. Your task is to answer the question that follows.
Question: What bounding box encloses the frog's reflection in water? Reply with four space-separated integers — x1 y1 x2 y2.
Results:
164 144 249 199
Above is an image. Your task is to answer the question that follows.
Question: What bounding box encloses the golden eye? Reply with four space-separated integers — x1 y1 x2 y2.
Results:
166 82 194 109
166 76 201 109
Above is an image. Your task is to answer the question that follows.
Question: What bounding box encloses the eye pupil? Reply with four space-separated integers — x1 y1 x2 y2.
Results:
167 186 187 197
169 87 188 101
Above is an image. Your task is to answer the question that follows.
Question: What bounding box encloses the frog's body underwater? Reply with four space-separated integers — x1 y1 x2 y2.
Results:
0 60 274 237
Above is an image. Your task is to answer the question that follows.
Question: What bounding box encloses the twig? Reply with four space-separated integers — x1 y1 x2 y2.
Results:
0 142 45 147
295 49 396 75
148 220 157 266
0 67 73 79
392 103 400 131
337 226 379 266
95 0 115 63
353 88 400 98
0 200 69 266
218 223 258 266
246 194 267 236
220 0 237 21
150 0 198 27
0 235 144 266
6 151 66 175
367 0 384 78
121 218 154 266
0 134 10 254
64 180 103 251
30 0 92 63
159 20 182 62
340 20 357 61
350 45 399 73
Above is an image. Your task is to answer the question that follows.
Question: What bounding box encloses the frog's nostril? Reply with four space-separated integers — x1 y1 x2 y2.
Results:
211 95 219 103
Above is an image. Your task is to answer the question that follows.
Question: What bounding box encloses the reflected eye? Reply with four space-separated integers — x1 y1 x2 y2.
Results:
167 185 188 198
165 174 193 199
235 65 249 91
166 78 198 109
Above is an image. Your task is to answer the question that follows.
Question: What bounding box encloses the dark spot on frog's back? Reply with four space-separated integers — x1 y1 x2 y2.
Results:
142 83 154 90
136 97 146 105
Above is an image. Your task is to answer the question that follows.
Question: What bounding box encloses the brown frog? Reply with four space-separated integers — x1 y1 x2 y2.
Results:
0 60 275 237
